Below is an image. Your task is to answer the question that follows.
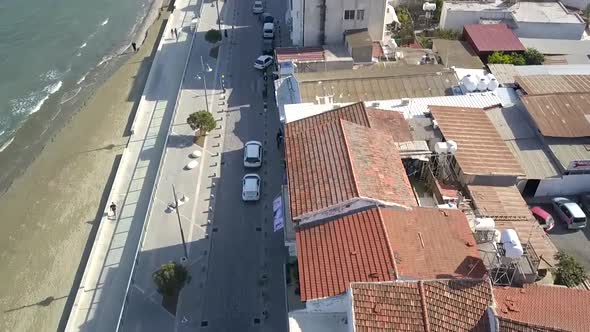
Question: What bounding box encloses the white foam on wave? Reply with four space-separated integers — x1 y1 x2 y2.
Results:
101 18 109 26
0 137 15 152
61 86 82 104
79 42 87 49
76 73 88 85
10 81 63 116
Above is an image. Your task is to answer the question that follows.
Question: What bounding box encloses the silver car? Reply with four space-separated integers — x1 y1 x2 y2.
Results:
552 197 587 230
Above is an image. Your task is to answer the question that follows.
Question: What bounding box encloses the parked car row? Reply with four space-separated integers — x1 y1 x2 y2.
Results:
529 196 589 232
242 141 263 202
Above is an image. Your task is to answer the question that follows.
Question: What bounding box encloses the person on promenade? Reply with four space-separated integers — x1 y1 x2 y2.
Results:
131 42 137 52
110 202 117 219
276 129 283 148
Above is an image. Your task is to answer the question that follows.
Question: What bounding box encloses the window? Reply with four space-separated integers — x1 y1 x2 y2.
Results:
344 10 355 20
356 9 365 20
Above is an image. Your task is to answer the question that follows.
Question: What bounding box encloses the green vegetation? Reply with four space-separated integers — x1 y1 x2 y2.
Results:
417 36 433 49
487 48 545 65
523 48 545 65
434 0 443 22
187 110 216 136
152 261 189 296
436 28 459 40
396 7 415 45
554 252 587 287
205 29 222 43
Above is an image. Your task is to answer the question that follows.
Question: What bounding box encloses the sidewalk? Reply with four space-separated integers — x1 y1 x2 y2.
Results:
64 1 199 330
118 0 233 330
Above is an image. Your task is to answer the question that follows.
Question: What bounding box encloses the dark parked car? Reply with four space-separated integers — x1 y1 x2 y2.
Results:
262 39 273 55
261 12 274 24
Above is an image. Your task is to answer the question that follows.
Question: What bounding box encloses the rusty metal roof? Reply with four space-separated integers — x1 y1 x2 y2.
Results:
521 93 590 138
275 47 325 63
516 75 590 95
429 106 525 176
467 185 557 268
463 24 525 53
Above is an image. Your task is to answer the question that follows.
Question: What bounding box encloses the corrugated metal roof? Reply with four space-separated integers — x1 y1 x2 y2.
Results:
275 47 325 63
429 106 525 176
485 106 560 179
519 38 590 56
516 75 590 95
432 39 484 69
467 184 557 268
464 24 525 53
521 93 590 137
546 137 590 171
488 64 590 85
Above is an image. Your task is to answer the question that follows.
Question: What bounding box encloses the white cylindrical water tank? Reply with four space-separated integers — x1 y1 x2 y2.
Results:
434 142 448 154
446 140 458 155
461 74 477 92
488 78 499 91
474 217 496 231
423 2 437 11
500 229 524 258
493 229 502 243
477 77 489 91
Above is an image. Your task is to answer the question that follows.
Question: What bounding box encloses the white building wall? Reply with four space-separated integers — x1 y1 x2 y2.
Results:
305 294 349 312
513 22 585 40
324 0 387 44
290 0 305 46
439 6 511 31
535 174 590 197
303 0 323 46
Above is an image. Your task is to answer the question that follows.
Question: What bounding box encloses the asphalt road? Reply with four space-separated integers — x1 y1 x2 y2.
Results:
543 203 590 271
195 0 289 331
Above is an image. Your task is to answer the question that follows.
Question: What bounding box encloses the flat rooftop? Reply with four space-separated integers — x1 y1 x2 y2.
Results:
445 1 583 24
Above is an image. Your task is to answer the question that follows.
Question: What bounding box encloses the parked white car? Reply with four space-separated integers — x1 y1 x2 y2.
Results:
242 174 261 201
263 22 274 39
244 141 263 168
252 0 264 14
552 197 587 230
254 55 273 70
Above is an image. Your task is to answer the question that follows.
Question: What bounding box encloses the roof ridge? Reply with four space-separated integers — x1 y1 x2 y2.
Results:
377 208 399 280
339 118 361 197
418 280 431 332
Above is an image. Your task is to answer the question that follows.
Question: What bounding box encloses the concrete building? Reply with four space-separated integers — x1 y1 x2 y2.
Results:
440 1 586 40
288 0 393 46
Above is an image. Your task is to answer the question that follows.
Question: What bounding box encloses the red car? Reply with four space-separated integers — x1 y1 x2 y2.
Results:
530 206 555 232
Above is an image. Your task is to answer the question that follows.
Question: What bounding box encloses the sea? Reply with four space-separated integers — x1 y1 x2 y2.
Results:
0 0 158 152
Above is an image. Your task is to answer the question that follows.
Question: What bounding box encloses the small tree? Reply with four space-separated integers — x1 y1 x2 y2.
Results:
187 110 216 136
524 48 544 65
205 29 222 44
152 261 189 296
554 252 587 287
487 51 525 65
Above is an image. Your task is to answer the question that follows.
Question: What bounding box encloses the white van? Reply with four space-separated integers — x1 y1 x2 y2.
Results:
263 22 274 39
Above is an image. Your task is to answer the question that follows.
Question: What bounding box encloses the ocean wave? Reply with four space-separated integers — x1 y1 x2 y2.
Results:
76 73 88 85
0 137 15 152
79 42 87 49
101 18 109 26
61 86 82 104
10 81 63 116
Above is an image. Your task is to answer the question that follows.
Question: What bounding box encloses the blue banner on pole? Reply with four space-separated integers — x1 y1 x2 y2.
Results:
273 195 284 232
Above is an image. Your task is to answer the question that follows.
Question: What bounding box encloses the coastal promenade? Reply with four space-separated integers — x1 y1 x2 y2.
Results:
64 0 199 330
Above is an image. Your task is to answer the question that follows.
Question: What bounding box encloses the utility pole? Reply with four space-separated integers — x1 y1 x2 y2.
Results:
216 0 222 36
199 55 212 113
172 185 189 259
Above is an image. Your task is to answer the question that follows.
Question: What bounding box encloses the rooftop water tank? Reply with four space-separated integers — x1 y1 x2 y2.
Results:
477 77 489 92
485 73 498 91
500 229 524 258
474 217 495 231
423 2 437 11
461 74 478 92
446 140 458 155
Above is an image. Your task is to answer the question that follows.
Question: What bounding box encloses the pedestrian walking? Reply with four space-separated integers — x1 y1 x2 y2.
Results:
171 28 174 38
174 28 178 40
276 129 283 148
110 202 117 218
131 42 137 52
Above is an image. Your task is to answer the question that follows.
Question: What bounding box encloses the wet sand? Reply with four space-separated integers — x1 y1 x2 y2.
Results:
0 12 168 332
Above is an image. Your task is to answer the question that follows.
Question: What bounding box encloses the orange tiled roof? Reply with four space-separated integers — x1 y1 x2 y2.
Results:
296 207 485 301
493 285 590 332
382 207 486 280
350 279 493 331
429 106 525 176
285 103 415 220
296 208 395 301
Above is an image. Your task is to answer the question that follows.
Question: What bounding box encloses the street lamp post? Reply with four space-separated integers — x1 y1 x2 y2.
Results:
198 56 213 113
172 185 189 259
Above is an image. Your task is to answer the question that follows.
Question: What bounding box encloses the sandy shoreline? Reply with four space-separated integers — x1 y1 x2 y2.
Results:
0 9 169 332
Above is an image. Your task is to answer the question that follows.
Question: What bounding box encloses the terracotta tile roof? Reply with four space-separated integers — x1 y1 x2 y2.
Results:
493 285 590 332
463 24 525 53
521 93 590 138
382 207 486 279
350 279 493 331
498 317 568 332
275 47 325 63
296 207 486 301
341 121 415 207
516 75 590 95
467 185 557 268
285 103 415 220
429 106 525 176
366 108 413 142
296 208 395 301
